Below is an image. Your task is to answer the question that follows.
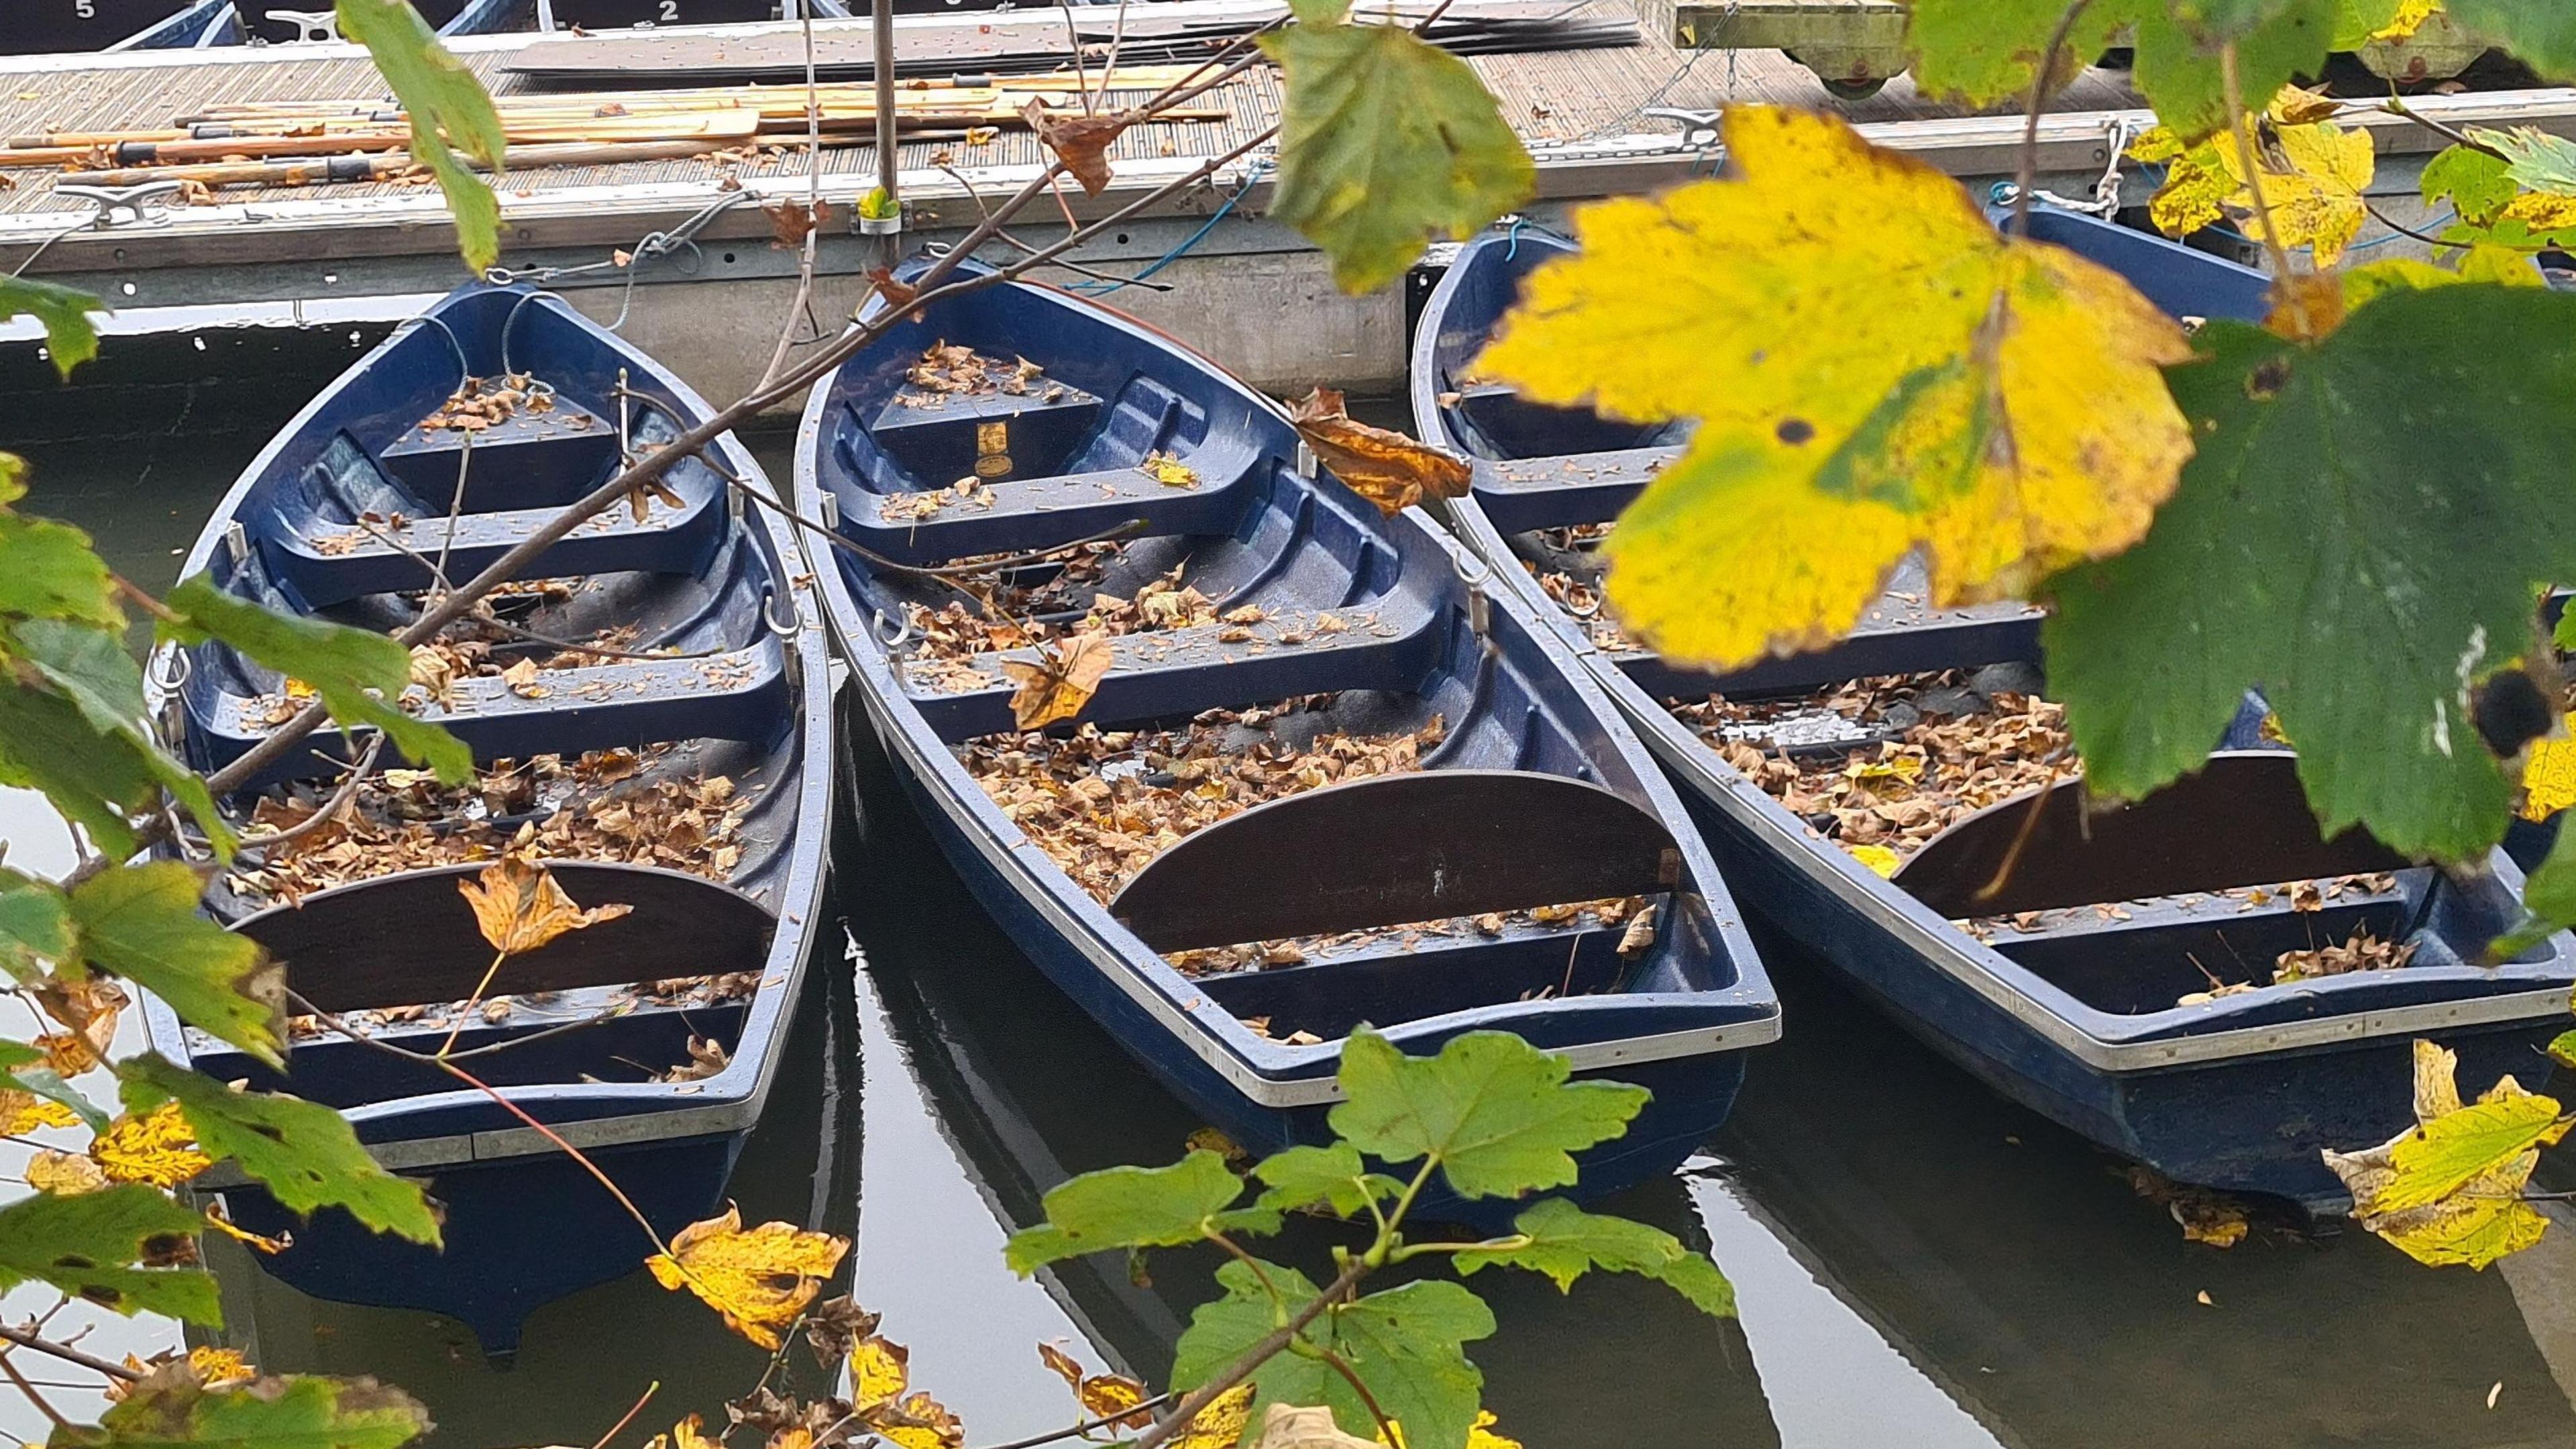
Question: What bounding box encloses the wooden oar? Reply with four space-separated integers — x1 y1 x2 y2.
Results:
71 137 753 191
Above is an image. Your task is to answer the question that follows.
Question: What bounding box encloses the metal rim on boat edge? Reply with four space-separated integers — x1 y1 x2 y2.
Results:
1431 495 2576 1077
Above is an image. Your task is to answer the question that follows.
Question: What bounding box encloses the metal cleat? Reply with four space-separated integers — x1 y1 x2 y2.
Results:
51 180 185 231
1644 107 1724 149
264 8 341 40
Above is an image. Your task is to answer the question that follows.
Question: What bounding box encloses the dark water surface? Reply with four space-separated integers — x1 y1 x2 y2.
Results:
9 334 2576 1449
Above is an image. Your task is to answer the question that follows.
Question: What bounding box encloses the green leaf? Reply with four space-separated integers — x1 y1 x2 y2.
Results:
164 574 471 784
0 276 105 380
50 1371 429 1449
2445 0 2576 80
1329 1029 1646 1200
1319 1280 1494 1449
0 1185 220 1323
1004 1149 1250 1273
0 867 72 984
2332 0 2407 46
118 1054 441 1246
2549 1028 2576 1069
2043 284 2576 862
5 621 230 858
70 863 281 1066
2131 0 2339 142
13 619 144 735
1167 1256 1334 1410
2467 124 2576 196
13 1065 110 1133
2422 143 2520 226
335 0 505 272
1252 1142 1399 1218
0 511 121 629
1258 20 1533 293
0 681 158 859
1904 0 2150 105
1451 1197 1735 1317
1287 0 1348 21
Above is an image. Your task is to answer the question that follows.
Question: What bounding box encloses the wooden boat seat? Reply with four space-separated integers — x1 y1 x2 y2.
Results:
1110 769 1683 951
1892 752 2411 920
238 860 775 1013
906 601 1437 739
195 639 790 788
845 463 1250 567
1476 445 1680 533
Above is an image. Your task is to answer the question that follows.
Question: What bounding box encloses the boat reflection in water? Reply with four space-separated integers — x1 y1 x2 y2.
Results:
843 724 2576 1449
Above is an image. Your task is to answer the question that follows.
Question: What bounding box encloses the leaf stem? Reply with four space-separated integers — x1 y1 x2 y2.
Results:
1202 1230 1291 1314
2374 97 2506 159
1315 1348 1398 1444
436 947 511 1058
1366 1158 1441 1266
0 1352 71 1432
2010 0 2096 237
966 1391 1177 1449
587 1380 659 1449
1387 1233 1526 1264
2218 42 2298 284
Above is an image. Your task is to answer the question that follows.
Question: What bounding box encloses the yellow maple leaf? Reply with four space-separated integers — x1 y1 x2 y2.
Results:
91 1100 211 1189
1475 106 2192 670
1001 632 1116 731
2523 718 2576 821
1170 1386 1256 1449
2373 0 2442 40
457 853 635 957
2214 117 2375 269
644 1205 849 1350
2504 191 2576 231
867 1391 964 1449
1846 844 1904 878
0 1089 78 1136
25 1148 108 1195
1364 1409 1520 1449
2322 1040 2573 1269
1036 1343 1153 1430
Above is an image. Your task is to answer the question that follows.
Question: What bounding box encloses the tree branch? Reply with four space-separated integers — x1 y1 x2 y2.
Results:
0 1325 139 1385
1128 1258 1371 1449
2011 0 2095 237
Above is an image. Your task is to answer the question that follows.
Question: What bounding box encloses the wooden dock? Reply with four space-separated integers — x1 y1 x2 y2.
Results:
5 1 2576 398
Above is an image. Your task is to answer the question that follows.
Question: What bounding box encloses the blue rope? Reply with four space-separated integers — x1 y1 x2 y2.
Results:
1503 215 1527 260
1068 162 1269 297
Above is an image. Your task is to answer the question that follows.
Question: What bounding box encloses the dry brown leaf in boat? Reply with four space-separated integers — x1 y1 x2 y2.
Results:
1022 99 1130 195
657 1034 731 1083
2273 924 2417 983
1287 386 1470 515
1002 631 1116 729
456 853 633 957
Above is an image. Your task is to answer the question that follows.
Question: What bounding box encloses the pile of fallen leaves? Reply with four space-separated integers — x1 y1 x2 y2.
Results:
234 745 747 906
960 702 1444 910
896 341 1067 408
417 372 561 434
1197 894 1654 979
1533 569 1640 651
2271 922 2419 985
1672 669 2071 865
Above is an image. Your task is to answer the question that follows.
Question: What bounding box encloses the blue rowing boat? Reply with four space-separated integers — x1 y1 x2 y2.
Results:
796 265 1779 1218
1412 209 2576 1212
146 282 833 1355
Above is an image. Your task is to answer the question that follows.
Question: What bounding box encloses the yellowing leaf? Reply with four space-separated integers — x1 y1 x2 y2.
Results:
1466 1412 1521 1449
0 1088 79 1134
1002 632 1116 731
1477 107 2192 671
2524 721 2576 820
1171 1386 1257 1449
2322 1040 2573 1268
1289 386 1471 516
1846 844 1904 878
203 1201 292 1254
105 1347 258 1401
2214 115 2375 269
867 1391 964 1449
1038 1343 1153 1430
2373 0 2442 40
1140 452 1200 489
850 1334 910 1409
90 1100 211 1189
25 1148 108 1195
644 1205 849 1350
456 853 633 957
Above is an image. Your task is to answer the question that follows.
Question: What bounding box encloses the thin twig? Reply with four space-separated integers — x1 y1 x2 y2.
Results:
0 1326 136 1385
1128 1260 1369 1449
2375 97 2505 158
1316 1349 1398 1445
0 1353 71 1432
589 1381 661 1449
2219 42 2296 282
2012 0 2095 237
432 430 470 598
967 1393 1178 1449
234 735 384 851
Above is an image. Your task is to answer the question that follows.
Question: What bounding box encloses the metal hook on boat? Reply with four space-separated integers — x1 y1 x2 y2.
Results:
872 608 913 685
147 645 193 694
1453 548 1493 645
764 588 802 638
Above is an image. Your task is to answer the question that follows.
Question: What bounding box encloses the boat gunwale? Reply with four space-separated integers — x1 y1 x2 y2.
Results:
793 274 1780 1112
140 281 835 1165
1410 222 2576 1077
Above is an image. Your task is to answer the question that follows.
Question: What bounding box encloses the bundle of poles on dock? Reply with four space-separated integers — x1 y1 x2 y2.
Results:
0 64 1218 192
